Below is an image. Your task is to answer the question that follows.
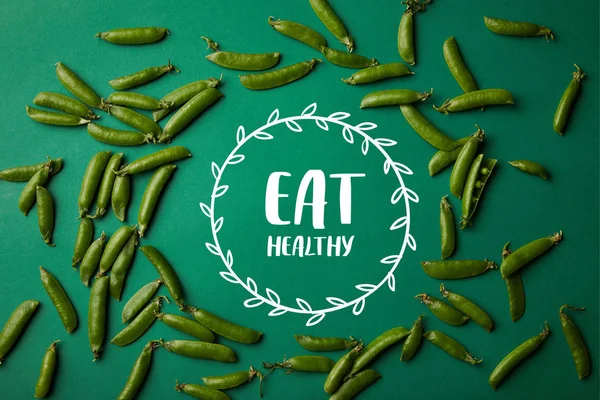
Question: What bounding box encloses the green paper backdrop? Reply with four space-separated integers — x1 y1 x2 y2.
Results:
0 0 598 399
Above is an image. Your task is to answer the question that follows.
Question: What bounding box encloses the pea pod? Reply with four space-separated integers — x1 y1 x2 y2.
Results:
88 274 109 361
342 63 413 85
112 297 165 347
55 62 103 108
122 279 163 323
399 105 460 150
484 17 554 40
34 92 99 120
500 231 563 278
508 160 549 180
161 340 237 362
269 355 334 372
26 106 90 126
555 65 585 134
460 156 497 228
443 36 478 93
156 313 216 343
421 259 497 280
294 334 358 351
80 232 107 286
424 330 482 365
398 7 415 65
428 136 472 176
107 92 171 110
109 231 139 300
439 196 455 259
112 175 131 222
99 225 136 274
559 305 590 380
89 152 123 218
34 340 59 399
0 157 62 182
159 88 224 143
107 105 162 138
0 300 39 365
435 89 514 114
360 89 431 108
322 47 377 69
449 126 484 198
202 37 280 71
72 217 94 267
309 0 354 51
78 151 112 217
175 382 230 400
117 341 160 400
349 326 409 374
18 161 51 216
501 243 525 322
268 17 326 51
187 307 262 344
489 323 551 390
331 369 380 400
440 284 493 332
400 315 424 361
324 346 362 394
40 267 77 333
88 123 152 146
141 246 185 306
415 293 468 326
153 77 221 122
115 147 191 176
36 186 55 246
109 61 178 90
96 27 168 45
239 59 320 90
202 367 258 390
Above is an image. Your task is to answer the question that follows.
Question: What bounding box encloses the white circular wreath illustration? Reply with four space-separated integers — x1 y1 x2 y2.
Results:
199 103 419 326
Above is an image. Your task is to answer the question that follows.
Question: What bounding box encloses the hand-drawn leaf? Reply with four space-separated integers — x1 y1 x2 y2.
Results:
380 255 400 265
342 126 354 144
246 277 258 293
205 243 220 256
306 313 326 326
361 139 369 155
383 159 391 174
220 271 239 284
265 288 281 305
254 132 274 140
214 217 224 233
301 103 317 116
269 308 287 316
355 284 376 292
199 202 211 218
244 298 264 308
211 162 221 179
285 120 302 132
296 298 312 311
390 216 408 230
407 233 417 251
352 298 366 315
228 154 245 165
267 109 279 124
374 138 397 146
393 162 413 175
315 118 329 131
404 188 419 203
387 274 396 292
226 250 233 267
326 297 347 306
236 125 245 144
391 187 403 204
213 185 229 198
328 111 350 120
355 122 377 131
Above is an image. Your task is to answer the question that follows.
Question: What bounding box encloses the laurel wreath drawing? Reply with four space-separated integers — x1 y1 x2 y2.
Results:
199 103 418 326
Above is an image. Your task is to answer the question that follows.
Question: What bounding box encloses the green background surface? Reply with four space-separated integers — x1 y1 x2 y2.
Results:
0 0 598 399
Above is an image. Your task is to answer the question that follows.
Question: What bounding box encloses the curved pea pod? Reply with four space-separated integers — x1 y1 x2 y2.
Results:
153 77 221 122
115 147 191 176
107 92 170 110
88 124 152 146
40 267 77 333
201 36 280 71
449 126 484 198
80 232 107 286
324 346 361 394
18 161 51 215
331 369 381 400
161 340 237 362
141 246 185 306
443 36 478 93
117 341 160 400
0 157 62 182
112 297 165 347
99 225 136 273
72 217 94 267
460 156 497 228
508 160 549 180
421 259 497 280
489 323 551 390
36 186 55 246
428 136 470 176
157 313 216 342
96 27 168 44
342 62 413 85
109 61 178 90
275 355 335 372
187 307 262 344
553 65 585 135
34 92 99 120
440 284 493 332
88 274 109 361
110 232 139 300
360 89 432 108
0 300 39 365
112 175 131 222
78 150 112 217
239 59 321 90
400 315 424 361
175 382 230 400
34 340 59 399
202 367 258 390
106 105 162 138
349 326 409 374
159 89 223 143
55 62 103 108
268 17 326 51
321 47 377 69
415 293 468 326
398 9 415 65
435 89 514 114
122 279 162 323
89 153 123 219
309 0 353 51
294 334 358 351
500 231 563 278
26 106 90 126
424 330 482 365
439 196 455 259
484 17 554 40
559 305 590 380
399 105 460 151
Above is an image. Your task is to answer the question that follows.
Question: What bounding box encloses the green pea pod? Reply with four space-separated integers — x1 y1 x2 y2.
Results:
141 246 185 306
110 232 139 300
88 274 109 361
553 65 584 135
500 231 563 278
331 369 381 400
424 330 482 365
559 305 590 380
399 105 460 151
159 89 223 143
34 340 59 399
18 161 51 216
96 27 168 45
440 284 493 332
421 259 497 280
175 382 230 400
78 151 112 217
55 62 103 108
80 232 107 286
107 92 170 110
157 313 216 343
343 63 413 85
398 9 415 65
161 340 237 362
40 267 77 333
325 347 361 394
428 136 471 176
99 225 136 274
112 297 164 346
443 36 478 93
188 307 262 344
117 341 159 400
36 186 55 246
72 217 94 267
439 196 455 259
360 89 431 108
153 77 221 122
109 61 178 90
294 334 358 351
502 242 526 322
202 37 280 71
268 17 327 51
489 323 551 390
484 17 554 40
0 157 63 182
322 47 377 69
202 367 257 390
26 106 90 126
122 279 163 323
449 126 484 198
34 92 99 120
508 160 549 180
89 153 123 218
435 89 514 114
239 59 321 90
461 156 497 228
276 355 335 372
0 300 39 365
112 175 131 222
400 315 424 361
115 147 191 176
416 293 468 326
350 326 409 374
309 0 353 51
88 124 152 147
107 105 162 138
